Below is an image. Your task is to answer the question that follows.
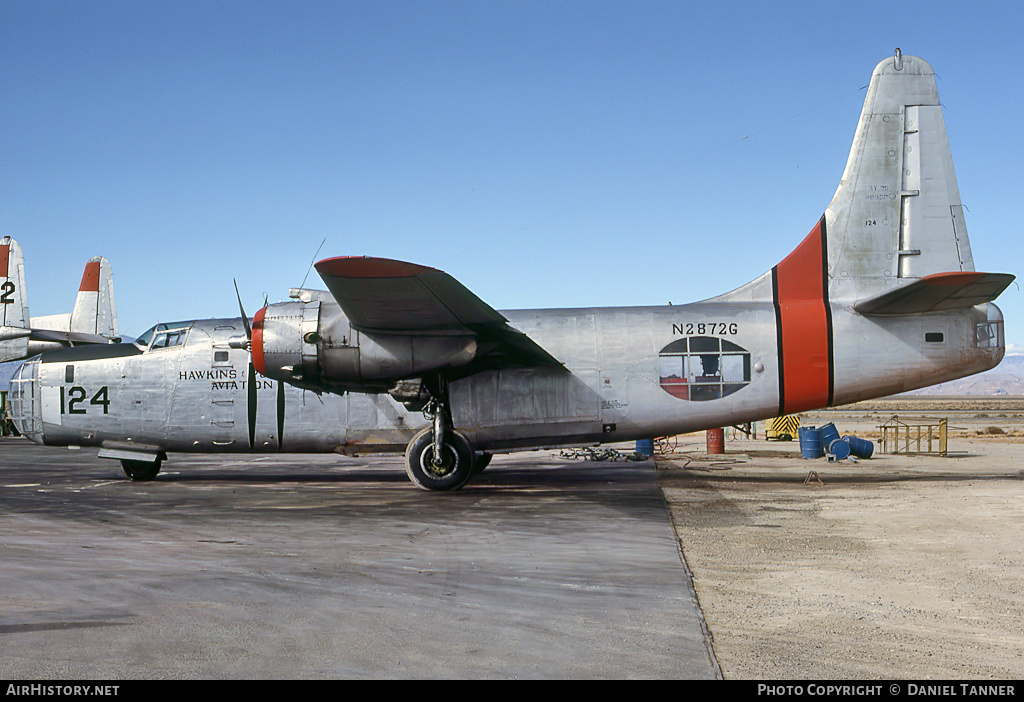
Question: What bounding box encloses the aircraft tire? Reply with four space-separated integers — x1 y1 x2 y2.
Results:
473 452 492 474
404 427 475 491
121 459 162 482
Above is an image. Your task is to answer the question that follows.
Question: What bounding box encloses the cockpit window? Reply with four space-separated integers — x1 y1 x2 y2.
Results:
151 329 188 349
134 322 193 350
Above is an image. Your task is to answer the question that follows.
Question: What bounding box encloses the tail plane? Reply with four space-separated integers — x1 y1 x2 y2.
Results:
824 51 986 299
0 237 119 363
70 257 118 338
0 237 32 361
723 51 1014 412
760 51 1013 319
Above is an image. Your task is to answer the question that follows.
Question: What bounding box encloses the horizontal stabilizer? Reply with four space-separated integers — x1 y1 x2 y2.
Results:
854 272 1014 316
28 328 115 345
315 256 563 369
0 335 30 363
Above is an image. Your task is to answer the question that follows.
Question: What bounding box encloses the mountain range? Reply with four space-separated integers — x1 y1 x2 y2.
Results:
903 354 1024 396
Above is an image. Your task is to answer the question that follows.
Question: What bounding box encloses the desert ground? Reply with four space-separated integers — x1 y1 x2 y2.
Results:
655 396 1024 679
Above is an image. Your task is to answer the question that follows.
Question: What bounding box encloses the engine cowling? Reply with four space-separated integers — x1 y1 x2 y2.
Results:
252 297 478 394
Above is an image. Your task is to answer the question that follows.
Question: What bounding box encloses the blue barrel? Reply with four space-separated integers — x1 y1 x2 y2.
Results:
798 426 824 458
843 435 874 459
635 439 655 457
819 422 840 450
828 437 851 460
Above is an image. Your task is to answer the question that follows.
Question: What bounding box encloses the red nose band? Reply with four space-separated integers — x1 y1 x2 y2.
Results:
252 306 267 376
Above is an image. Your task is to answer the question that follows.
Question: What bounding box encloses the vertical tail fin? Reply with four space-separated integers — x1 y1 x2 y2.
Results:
826 50 974 302
70 256 118 338
0 237 32 361
0 236 30 329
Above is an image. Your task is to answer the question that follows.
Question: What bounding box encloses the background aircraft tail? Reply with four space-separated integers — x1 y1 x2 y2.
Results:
0 237 31 360
0 243 120 363
70 256 118 338
1 237 30 328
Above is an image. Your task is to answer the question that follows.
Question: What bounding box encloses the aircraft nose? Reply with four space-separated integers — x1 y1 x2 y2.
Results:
6 358 43 444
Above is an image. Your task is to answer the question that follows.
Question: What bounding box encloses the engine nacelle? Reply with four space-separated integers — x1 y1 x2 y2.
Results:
252 297 477 393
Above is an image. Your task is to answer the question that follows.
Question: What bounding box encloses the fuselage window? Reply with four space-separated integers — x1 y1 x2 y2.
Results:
658 336 752 401
976 303 1005 349
977 323 1000 348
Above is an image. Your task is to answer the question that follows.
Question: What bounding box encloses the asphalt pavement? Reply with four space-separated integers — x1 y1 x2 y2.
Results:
0 438 720 679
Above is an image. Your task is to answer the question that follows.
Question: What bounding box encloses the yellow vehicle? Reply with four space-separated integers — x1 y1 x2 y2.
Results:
766 415 800 441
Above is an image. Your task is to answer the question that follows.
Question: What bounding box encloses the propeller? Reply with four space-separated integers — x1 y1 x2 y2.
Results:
232 279 258 450
233 279 252 350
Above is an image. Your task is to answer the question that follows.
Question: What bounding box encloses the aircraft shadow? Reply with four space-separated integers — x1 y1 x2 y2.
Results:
150 469 412 485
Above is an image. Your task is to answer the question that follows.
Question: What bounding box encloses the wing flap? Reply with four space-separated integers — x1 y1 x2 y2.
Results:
854 272 1014 316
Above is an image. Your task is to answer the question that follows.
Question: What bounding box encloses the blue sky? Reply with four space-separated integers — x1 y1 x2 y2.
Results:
3 1 1022 350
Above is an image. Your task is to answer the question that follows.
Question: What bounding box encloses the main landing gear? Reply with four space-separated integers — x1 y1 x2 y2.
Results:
404 379 477 491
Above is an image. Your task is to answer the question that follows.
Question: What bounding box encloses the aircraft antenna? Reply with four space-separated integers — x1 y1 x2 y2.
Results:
300 238 327 290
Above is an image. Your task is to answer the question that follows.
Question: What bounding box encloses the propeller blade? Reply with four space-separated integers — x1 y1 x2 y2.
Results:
234 279 252 343
234 279 257 449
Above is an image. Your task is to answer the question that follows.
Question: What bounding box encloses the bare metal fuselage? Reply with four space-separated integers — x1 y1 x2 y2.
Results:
10 293 1003 457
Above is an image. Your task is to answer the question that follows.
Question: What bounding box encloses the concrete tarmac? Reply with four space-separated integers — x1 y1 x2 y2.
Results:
0 438 719 679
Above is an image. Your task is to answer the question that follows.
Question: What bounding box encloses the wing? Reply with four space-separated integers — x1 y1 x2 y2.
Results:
854 272 1015 316
314 256 563 371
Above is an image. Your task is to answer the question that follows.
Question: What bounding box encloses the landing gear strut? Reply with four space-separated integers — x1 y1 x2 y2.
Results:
404 379 476 491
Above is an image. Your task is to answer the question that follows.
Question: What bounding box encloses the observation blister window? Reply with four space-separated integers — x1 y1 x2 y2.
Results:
658 336 752 401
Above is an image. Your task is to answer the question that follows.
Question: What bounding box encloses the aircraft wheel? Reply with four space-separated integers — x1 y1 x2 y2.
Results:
121 459 162 482
404 427 475 491
473 452 492 474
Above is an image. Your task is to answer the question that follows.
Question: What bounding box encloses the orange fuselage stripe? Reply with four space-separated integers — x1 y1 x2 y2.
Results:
773 217 834 414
